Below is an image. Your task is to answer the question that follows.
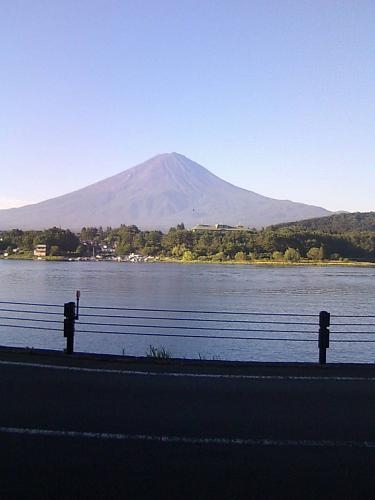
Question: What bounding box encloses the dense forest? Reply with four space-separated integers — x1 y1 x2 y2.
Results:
1 212 375 262
271 212 375 233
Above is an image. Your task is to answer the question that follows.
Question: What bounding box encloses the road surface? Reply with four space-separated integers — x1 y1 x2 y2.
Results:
0 349 375 499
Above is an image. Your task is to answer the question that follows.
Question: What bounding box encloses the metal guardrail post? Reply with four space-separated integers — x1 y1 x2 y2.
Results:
319 311 330 364
64 302 75 354
76 290 80 320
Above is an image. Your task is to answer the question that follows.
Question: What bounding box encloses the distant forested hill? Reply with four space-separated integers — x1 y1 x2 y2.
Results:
269 212 375 233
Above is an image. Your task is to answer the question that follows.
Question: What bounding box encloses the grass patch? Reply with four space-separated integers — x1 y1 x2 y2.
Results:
146 345 172 359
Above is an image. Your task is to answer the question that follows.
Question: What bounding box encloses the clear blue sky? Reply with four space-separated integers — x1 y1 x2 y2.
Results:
1 0 374 212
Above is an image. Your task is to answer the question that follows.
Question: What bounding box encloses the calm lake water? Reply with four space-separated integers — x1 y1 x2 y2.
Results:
1 260 375 363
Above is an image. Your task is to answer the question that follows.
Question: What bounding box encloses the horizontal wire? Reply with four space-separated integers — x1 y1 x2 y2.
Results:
0 301 60 308
77 327 313 336
332 314 375 319
0 323 61 332
2 319 372 337
0 316 62 324
0 307 61 316
332 331 375 335
79 312 315 326
332 323 375 328
331 339 375 343
1 313 372 332
1 301 375 319
77 320 314 334
1 322 374 343
80 305 317 317
74 328 316 342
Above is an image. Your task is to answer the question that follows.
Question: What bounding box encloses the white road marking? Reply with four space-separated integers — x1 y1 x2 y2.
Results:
0 425 375 449
1 359 375 381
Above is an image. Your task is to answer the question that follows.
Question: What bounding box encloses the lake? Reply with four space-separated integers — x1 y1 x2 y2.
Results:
1 260 375 363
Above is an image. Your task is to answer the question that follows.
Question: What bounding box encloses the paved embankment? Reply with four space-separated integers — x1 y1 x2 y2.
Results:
1 347 375 499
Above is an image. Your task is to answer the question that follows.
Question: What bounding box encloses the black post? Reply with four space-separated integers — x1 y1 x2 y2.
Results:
76 290 80 320
319 310 330 365
64 301 76 354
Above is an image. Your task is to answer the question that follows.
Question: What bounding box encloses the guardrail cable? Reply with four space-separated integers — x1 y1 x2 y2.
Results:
0 315 61 325
78 312 316 326
80 305 318 317
77 321 315 335
0 323 61 332
0 301 60 308
74 328 316 342
2 301 375 355
0 308 61 316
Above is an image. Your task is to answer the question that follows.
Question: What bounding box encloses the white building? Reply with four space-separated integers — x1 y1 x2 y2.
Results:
34 244 47 258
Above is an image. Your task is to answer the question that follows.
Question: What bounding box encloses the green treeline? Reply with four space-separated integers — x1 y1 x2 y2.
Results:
0 228 80 257
2 222 375 262
271 212 375 233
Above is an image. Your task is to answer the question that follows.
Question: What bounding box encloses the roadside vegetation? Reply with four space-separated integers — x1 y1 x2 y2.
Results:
146 345 172 359
1 213 375 264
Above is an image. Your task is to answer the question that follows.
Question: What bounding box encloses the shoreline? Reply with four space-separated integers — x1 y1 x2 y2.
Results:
1 255 375 267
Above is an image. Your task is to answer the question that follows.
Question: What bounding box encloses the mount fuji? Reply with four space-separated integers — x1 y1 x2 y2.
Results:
0 153 331 230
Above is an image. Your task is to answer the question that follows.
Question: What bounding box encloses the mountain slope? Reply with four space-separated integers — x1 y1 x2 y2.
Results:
269 212 375 233
0 153 331 230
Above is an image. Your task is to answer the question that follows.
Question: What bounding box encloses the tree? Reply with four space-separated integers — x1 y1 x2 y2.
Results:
49 245 60 256
31 228 79 255
234 251 247 262
172 244 186 257
212 251 226 262
116 242 132 256
76 244 88 257
272 251 284 261
319 244 327 260
284 247 301 262
80 227 98 241
307 247 321 261
182 250 194 261
142 231 162 256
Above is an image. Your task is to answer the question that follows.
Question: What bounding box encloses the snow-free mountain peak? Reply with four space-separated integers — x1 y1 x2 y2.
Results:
0 153 331 230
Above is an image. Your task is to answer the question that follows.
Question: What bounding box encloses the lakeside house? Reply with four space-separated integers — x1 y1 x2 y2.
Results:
33 244 47 258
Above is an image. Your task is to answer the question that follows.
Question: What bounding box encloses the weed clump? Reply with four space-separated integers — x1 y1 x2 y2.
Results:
146 345 172 359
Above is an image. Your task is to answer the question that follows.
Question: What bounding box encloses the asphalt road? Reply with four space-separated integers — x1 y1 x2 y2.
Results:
1 350 375 499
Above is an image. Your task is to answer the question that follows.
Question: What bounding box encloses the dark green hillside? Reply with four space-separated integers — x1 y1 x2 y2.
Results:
269 212 375 233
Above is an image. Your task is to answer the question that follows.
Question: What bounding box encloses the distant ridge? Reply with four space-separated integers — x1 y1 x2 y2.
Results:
0 153 332 230
269 212 375 233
